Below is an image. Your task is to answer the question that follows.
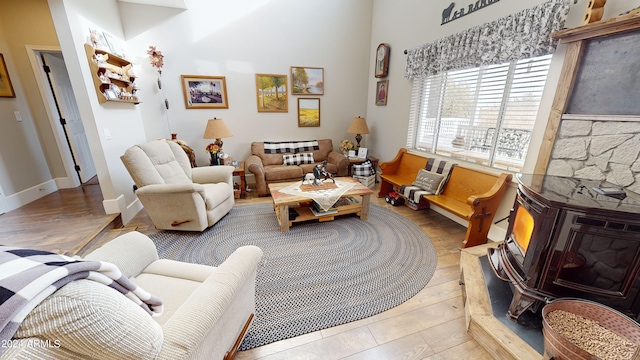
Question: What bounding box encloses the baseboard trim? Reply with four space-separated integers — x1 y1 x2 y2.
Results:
120 197 143 224
4 180 58 212
54 176 78 189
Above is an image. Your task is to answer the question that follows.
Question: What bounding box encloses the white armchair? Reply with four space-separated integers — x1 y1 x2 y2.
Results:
121 139 235 231
4 231 263 360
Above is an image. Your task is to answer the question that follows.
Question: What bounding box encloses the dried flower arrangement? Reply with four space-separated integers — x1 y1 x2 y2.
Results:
339 139 356 153
147 46 164 74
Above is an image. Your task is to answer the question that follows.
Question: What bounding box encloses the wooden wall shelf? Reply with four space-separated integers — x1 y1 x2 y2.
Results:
84 43 140 105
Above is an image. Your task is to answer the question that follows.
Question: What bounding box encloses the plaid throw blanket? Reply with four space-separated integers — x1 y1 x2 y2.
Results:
400 185 433 204
0 246 163 351
425 158 454 176
264 140 319 154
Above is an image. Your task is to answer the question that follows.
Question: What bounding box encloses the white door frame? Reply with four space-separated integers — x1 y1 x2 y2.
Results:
0 182 8 215
26 45 82 189
43 52 97 184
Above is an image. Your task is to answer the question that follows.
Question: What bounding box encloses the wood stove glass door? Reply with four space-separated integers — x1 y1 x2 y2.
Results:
552 212 640 299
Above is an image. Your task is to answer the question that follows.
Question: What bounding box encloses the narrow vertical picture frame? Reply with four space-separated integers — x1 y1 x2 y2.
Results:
376 80 388 106
0 54 16 98
256 73 288 112
298 98 320 127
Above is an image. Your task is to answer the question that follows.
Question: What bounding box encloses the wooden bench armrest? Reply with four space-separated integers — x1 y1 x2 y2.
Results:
462 173 513 248
379 148 407 175
466 173 513 207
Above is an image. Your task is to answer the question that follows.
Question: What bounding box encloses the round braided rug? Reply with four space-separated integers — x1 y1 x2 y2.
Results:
150 203 437 350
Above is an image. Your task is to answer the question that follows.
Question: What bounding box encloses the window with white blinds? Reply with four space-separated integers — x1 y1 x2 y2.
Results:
407 54 552 171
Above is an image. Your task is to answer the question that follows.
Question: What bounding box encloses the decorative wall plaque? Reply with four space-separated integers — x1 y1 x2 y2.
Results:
441 0 500 25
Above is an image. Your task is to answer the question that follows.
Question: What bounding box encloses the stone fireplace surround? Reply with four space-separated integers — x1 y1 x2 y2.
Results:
547 117 640 193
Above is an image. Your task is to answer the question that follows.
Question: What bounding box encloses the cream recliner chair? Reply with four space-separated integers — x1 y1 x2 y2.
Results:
3 231 263 360
121 139 235 231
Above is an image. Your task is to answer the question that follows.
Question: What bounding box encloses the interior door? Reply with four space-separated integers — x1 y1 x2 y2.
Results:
43 52 96 183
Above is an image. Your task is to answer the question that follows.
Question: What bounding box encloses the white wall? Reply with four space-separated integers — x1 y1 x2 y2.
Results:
0 0 64 212
48 0 147 222
120 0 374 169
365 0 640 240
46 0 373 222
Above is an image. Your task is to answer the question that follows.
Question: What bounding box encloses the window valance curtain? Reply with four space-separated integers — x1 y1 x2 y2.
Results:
405 0 571 80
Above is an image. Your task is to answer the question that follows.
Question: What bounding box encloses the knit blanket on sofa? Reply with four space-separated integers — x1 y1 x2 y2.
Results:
0 246 163 353
264 140 319 154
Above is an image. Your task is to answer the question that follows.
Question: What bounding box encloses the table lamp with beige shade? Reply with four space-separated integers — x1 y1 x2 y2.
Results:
203 117 233 165
347 116 369 149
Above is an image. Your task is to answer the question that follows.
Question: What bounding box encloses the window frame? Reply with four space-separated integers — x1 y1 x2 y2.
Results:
406 54 552 172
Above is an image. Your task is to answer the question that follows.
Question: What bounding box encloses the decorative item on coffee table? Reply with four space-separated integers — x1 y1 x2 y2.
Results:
269 177 374 232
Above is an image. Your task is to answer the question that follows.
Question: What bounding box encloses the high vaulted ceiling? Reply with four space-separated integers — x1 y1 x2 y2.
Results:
117 0 187 9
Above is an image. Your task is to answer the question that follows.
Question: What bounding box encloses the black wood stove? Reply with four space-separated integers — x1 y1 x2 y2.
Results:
489 173 640 321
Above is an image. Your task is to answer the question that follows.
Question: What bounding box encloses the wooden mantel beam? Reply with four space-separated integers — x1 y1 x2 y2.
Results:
534 11 640 174
552 11 640 43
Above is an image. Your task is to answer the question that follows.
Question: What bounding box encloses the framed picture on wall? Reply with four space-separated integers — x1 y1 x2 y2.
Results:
298 98 320 127
103 89 117 100
291 67 324 95
0 54 16 98
181 75 229 109
256 73 288 112
103 31 126 58
376 80 388 106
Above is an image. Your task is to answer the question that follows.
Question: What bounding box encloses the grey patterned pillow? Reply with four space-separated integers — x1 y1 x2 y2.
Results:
413 169 444 194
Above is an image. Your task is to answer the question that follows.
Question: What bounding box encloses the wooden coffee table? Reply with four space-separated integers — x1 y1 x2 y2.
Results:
269 177 374 232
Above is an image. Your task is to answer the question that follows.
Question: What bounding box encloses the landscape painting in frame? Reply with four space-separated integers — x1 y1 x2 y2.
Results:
181 75 228 109
0 54 15 98
298 98 320 127
291 67 324 95
256 73 288 112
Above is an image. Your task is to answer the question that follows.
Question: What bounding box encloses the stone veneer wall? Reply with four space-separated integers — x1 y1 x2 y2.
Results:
547 120 640 193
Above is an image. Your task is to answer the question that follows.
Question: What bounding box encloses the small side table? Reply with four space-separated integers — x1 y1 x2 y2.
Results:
233 161 246 198
347 156 379 180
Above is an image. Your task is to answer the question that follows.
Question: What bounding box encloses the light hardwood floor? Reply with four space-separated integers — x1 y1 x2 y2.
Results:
0 181 493 359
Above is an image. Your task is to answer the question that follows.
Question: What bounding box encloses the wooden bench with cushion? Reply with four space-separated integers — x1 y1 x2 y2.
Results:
378 148 513 248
